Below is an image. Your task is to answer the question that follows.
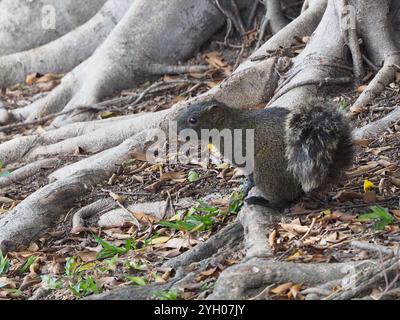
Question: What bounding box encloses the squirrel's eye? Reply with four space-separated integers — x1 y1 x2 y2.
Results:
189 117 198 124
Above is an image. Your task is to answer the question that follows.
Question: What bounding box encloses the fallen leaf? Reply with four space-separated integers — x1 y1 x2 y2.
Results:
271 282 293 295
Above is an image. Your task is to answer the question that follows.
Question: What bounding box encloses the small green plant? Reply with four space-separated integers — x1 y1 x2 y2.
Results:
124 260 148 271
69 276 99 297
159 212 215 232
339 99 349 110
200 282 214 292
358 205 395 230
93 235 133 259
228 190 244 215
154 290 179 300
41 275 64 290
0 250 10 275
159 191 244 232
65 257 79 278
19 256 37 274
126 276 147 286
0 161 10 178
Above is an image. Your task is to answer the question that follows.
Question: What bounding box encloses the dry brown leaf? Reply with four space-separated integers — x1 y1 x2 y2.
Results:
353 139 372 147
271 282 293 295
26 73 43 85
349 105 364 115
150 236 171 245
391 177 400 188
370 146 392 156
363 190 377 203
130 148 148 161
76 250 98 263
109 192 126 204
160 171 186 182
132 211 158 224
0 277 17 289
279 223 309 235
333 190 363 202
269 229 277 248
288 284 304 300
346 163 379 178
0 196 15 204
19 274 41 291
356 85 367 93
37 80 60 92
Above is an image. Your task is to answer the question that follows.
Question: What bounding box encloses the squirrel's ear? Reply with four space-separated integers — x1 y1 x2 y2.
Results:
206 104 224 121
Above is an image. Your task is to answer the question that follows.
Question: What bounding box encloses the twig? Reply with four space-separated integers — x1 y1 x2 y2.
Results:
340 0 364 85
269 77 353 105
149 64 210 75
233 43 246 70
351 241 396 256
215 0 245 36
247 0 259 28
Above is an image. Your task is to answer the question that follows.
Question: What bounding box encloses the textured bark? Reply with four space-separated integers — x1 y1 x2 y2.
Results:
0 0 106 56
0 0 133 88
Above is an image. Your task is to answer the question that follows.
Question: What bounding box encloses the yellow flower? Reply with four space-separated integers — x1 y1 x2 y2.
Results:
364 179 375 192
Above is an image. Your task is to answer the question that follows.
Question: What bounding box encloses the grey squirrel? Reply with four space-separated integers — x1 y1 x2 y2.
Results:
175 100 354 209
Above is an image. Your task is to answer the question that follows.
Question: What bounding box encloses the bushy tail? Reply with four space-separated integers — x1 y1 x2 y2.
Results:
285 103 354 192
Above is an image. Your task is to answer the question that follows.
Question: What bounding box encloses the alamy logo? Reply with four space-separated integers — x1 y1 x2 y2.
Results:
2 4 56 31
145 121 255 174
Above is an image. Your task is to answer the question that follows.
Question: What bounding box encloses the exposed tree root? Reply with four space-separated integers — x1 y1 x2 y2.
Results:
0 0 246 126
0 158 59 188
351 54 400 114
2 0 400 300
238 203 281 260
0 0 107 56
327 257 400 300
71 198 117 234
256 0 290 49
0 129 160 251
0 0 133 88
209 258 373 299
163 222 244 269
354 106 400 140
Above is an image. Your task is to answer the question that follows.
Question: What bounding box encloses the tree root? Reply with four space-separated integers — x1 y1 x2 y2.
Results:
0 0 133 88
0 129 160 251
0 158 59 188
0 0 242 126
351 54 400 115
71 198 118 234
209 258 367 299
163 222 244 269
0 0 106 56
354 106 400 140
327 257 400 300
238 203 281 260
256 0 290 49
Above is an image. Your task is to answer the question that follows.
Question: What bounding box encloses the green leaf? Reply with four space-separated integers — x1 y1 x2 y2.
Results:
41 275 63 290
69 276 99 297
19 256 37 274
154 290 178 300
0 250 10 275
358 205 394 230
187 170 200 182
126 276 147 286
228 190 244 215
65 257 79 278
93 235 132 259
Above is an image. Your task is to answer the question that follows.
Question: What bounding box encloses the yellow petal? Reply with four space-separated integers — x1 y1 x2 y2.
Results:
364 179 375 192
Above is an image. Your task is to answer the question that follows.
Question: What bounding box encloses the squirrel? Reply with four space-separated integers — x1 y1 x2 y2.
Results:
175 100 354 209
